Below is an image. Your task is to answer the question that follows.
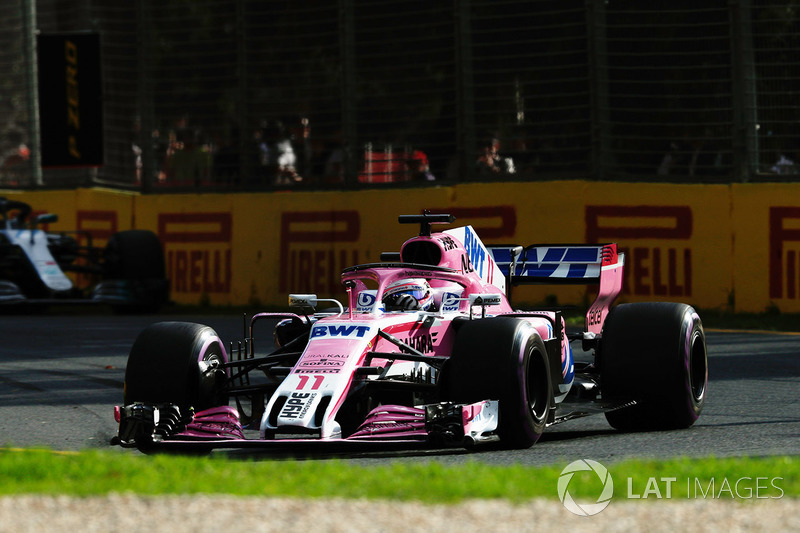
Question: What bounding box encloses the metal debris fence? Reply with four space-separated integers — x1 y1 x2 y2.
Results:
1 0 798 191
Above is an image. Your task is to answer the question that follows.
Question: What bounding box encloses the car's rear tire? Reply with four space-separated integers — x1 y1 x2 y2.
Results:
103 230 168 313
445 318 552 448
105 230 165 279
124 322 228 413
600 302 707 431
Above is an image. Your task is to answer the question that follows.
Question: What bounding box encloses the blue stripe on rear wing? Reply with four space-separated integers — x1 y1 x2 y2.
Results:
487 244 619 285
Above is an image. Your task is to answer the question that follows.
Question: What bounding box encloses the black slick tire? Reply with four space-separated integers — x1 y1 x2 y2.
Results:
124 321 228 413
103 230 168 313
601 302 708 431
446 317 552 448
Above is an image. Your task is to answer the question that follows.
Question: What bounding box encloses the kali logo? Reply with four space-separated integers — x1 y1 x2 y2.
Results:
557 459 614 516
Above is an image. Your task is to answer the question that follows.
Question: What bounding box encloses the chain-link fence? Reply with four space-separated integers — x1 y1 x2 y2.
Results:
1 0 798 191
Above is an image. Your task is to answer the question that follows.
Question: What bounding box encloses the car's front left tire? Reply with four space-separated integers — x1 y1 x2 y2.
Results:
445 317 552 448
124 321 229 412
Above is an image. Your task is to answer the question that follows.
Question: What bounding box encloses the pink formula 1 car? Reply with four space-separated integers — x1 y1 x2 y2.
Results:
113 213 708 452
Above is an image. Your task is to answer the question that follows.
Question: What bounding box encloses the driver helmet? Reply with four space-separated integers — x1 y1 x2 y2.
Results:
382 278 433 311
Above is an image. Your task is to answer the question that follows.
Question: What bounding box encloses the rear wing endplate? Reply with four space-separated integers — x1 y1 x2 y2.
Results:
486 243 625 334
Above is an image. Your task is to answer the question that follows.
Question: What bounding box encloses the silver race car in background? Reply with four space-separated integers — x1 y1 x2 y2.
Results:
0 197 168 312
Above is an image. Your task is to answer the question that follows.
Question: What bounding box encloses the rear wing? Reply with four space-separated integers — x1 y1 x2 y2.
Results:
486 243 625 334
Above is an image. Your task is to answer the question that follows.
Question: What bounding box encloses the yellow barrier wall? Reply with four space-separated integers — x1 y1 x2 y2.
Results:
731 183 800 313
4 180 795 312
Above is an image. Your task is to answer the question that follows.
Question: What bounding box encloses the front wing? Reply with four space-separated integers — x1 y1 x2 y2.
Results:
112 399 500 452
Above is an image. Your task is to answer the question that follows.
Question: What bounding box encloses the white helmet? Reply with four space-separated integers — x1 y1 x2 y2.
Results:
383 278 433 311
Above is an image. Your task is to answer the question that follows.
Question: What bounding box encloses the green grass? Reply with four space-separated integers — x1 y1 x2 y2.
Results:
0 449 795 501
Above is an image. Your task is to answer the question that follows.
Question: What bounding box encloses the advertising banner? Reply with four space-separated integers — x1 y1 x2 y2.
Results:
5 180 793 312
732 183 800 312
37 33 104 168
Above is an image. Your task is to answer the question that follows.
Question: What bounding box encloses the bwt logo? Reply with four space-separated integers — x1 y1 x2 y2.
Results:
158 213 232 294
769 207 800 299
586 205 693 297
357 292 376 307
279 211 360 295
463 227 487 276
440 292 462 312
428 206 516 284
310 324 371 339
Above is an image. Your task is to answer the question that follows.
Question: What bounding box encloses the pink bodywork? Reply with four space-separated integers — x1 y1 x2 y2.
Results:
585 244 625 335
127 226 623 448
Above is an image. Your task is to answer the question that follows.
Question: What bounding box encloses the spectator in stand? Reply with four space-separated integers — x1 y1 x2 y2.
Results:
288 116 312 179
658 127 724 178
0 129 30 187
475 134 515 177
258 119 302 185
162 118 212 185
770 143 800 175
407 150 436 181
